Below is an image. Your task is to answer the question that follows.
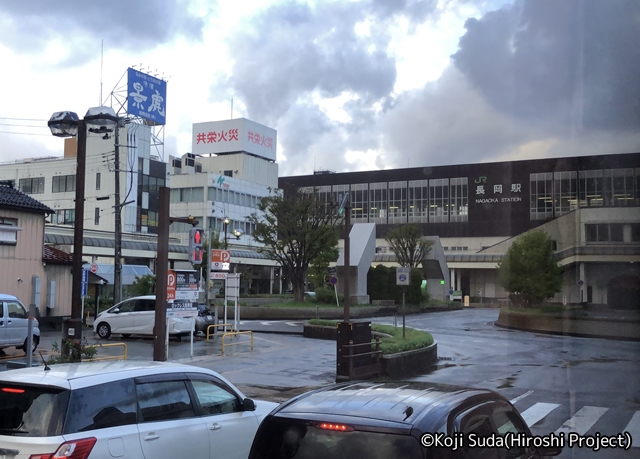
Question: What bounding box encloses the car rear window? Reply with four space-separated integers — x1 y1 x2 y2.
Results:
250 418 423 459
0 384 70 437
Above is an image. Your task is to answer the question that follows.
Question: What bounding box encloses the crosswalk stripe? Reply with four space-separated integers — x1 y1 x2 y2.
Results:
520 402 560 427
623 411 640 447
555 406 608 436
510 390 534 404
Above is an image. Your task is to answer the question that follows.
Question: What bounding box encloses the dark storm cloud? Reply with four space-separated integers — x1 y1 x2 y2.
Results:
217 0 438 170
0 0 205 61
452 0 640 132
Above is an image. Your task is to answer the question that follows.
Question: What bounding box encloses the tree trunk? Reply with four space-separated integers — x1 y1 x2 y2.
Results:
292 275 306 302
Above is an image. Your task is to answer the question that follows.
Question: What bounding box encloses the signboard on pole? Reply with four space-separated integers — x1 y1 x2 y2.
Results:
210 272 228 280
127 67 167 125
211 250 231 271
81 269 89 297
168 269 199 301
396 267 410 286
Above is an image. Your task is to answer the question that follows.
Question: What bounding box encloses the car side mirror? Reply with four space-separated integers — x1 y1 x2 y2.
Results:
112 308 120 314
243 398 256 411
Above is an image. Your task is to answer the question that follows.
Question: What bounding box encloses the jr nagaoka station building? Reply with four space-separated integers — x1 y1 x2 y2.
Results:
280 152 640 310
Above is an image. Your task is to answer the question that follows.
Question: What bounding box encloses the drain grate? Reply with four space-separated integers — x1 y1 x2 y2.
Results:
438 357 453 361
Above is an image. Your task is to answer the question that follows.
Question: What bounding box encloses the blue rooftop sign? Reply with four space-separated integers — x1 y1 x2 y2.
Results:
127 68 167 125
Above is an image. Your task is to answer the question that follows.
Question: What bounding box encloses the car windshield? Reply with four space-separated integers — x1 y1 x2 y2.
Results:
250 419 422 459
0 384 69 437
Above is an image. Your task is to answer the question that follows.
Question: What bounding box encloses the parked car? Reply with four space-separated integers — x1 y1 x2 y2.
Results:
248 381 562 459
0 293 40 354
93 295 193 339
0 360 279 459
195 303 217 335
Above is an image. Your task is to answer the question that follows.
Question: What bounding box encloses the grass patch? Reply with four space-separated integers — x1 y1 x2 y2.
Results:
262 302 373 308
306 320 434 354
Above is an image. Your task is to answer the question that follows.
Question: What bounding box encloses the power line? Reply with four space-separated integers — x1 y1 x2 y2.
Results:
0 117 48 121
0 123 48 128
0 131 52 137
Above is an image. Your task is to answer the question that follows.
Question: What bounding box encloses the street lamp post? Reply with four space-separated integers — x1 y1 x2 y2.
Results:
223 217 230 250
48 107 118 359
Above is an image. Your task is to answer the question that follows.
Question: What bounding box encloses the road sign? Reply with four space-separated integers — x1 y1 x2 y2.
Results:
327 266 337 275
396 267 410 286
211 261 230 271
167 301 198 318
90 263 98 274
330 276 338 285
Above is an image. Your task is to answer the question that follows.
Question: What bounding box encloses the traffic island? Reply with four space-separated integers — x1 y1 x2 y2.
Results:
495 308 640 341
303 321 439 379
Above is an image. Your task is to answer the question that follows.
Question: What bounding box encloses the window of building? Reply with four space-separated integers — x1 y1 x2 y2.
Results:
174 187 204 203
585 223 626 243
604 168 634 206
52 175 76 193
51 209 75 225
224 170 233 177
19 177 44 194
368 182 387 224
0 217 19 245
332 184 349 210
351 183 368 223
315 185 333 213
530 172 553 220
148 210 158 228
553 171 577 216
96 172 101 190
450 177 468 222
94 207 100 225
579 170 604 207
408 179 428 223
631 223 640 242
388 181 407 224
429 178 449 223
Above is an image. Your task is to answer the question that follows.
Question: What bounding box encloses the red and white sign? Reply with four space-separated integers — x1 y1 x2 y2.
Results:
210 272 228 280
192 118 277 161
167 270 177 301
211 250 231 263
90 263 99 274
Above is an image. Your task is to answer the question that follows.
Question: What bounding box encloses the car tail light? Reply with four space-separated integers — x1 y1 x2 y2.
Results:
2 387 25 394
30 437 97 459
315 422 354 432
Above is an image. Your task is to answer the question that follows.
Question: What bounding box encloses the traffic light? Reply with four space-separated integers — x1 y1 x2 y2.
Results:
188 227 204 264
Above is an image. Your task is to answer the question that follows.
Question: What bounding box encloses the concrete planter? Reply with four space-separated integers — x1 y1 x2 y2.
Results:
219 306 396 320
302 324 439 378
496 309 640 341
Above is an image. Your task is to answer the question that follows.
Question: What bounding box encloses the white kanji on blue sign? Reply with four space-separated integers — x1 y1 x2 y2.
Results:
127 68 167 125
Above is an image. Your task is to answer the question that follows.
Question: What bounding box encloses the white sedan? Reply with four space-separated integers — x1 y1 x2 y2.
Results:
94 295 193 339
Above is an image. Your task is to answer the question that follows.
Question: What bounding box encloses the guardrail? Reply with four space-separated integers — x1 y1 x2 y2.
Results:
206 323 235 341
85 342 128 361
342 337 382 380
221 331 254 355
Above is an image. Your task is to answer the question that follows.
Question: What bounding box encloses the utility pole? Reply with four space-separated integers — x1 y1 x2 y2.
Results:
154 187 170 361
113 122 122 305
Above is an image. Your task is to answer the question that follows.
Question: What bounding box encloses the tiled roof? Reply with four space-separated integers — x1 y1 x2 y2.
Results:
43 245 74 264
0 182 54 214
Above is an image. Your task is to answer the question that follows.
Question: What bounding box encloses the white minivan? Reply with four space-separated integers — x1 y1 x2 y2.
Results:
0 293 40 354
93 295 193 339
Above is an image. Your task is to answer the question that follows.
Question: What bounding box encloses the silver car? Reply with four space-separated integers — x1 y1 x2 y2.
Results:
0 293 40 354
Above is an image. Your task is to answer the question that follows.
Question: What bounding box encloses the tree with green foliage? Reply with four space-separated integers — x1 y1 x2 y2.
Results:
130 274 156 296
384 223 431 268
497 229 562 308
248 191 342 302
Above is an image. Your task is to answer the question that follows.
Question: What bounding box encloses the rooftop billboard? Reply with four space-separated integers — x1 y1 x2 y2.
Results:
127 68 167 125
192 118 276 161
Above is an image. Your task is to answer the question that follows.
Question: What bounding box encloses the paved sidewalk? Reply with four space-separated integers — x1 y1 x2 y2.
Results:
0 328 338 403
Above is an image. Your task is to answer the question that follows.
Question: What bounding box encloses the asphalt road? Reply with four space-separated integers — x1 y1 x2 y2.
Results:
2 308 638 458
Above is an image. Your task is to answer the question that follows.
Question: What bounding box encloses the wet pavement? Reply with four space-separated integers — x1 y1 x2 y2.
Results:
0 326 337 403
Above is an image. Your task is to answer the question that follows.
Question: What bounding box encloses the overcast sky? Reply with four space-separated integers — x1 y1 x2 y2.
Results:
0 0 638 176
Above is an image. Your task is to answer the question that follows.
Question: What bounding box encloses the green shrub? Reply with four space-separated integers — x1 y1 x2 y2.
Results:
367 265 423 304
315 287 342 305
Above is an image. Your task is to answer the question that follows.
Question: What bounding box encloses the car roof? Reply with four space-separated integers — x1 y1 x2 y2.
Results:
272 381 504 431
0 360 211 390
0 293 20 301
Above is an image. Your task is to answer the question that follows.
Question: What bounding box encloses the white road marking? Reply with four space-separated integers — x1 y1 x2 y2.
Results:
260 321 276 325
285 322 301 326
510 390 534 404
622 411 640 448
520 402 561 427
555 406 608 436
